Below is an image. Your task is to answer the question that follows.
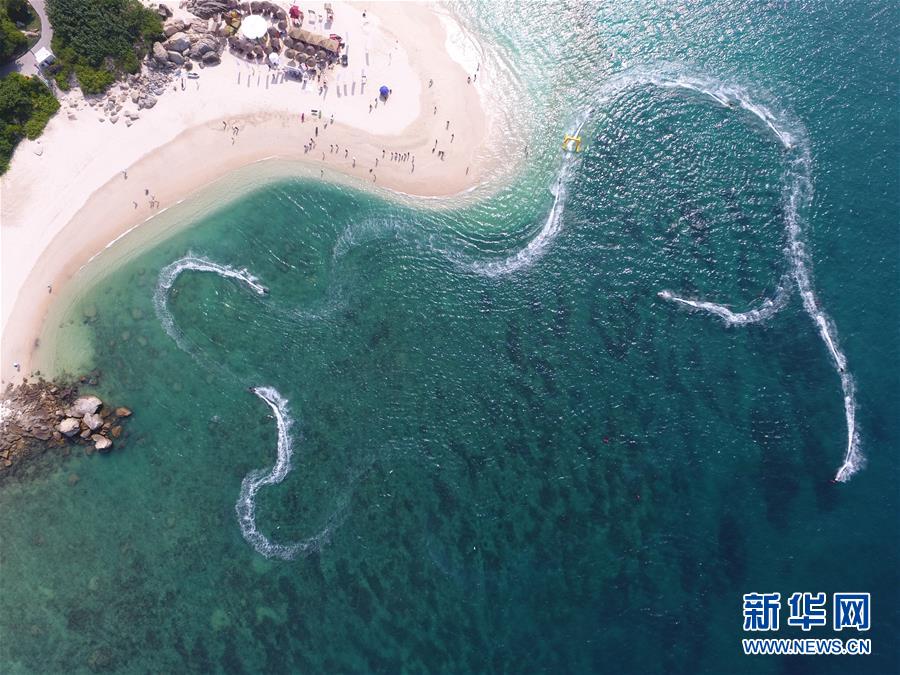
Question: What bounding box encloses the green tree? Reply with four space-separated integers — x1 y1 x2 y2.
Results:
0 73 59 173
46 0 162 93
0 4 27 63
5 0 33 25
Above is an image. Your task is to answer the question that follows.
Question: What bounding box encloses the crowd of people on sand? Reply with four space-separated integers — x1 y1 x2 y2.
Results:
282 62 480 182
114 47 480 214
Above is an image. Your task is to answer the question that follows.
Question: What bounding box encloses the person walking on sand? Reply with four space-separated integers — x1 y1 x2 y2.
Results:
451 133 454 143
223 120 228 130
47 284 52 294
122 170 128 179
352 157 356 167
345 149 349 159
315 126 318 137
446 120 450 130
301 113 305 123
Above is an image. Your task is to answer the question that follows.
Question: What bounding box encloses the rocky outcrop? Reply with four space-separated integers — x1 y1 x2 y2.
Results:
187 0 239 18
1 378 134 478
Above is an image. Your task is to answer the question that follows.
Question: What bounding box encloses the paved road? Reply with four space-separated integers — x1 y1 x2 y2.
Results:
1 0 52 78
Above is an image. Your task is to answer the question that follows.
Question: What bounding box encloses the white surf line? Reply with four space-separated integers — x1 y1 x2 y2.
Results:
235 386 332 560
153 254 268 351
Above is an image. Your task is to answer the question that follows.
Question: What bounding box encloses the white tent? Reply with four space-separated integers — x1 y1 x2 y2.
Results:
240 15 268 40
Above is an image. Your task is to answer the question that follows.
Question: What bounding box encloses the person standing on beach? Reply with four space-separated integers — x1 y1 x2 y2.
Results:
446 120 450 130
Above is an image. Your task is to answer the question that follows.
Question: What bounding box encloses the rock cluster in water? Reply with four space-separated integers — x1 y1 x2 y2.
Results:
0 376 133 477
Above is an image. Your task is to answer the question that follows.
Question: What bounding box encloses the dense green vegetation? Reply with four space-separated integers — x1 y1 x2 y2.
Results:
4 0 34 25
0 1 28 63
0 72 59 173
47 0 162 93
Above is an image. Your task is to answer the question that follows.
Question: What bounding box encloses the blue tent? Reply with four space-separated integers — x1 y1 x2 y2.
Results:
379 85 390 98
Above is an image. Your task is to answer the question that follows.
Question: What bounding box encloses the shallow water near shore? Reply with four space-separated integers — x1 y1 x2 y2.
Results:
1 1 898 673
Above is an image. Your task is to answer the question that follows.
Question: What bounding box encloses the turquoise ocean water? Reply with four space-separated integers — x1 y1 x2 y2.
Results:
1 1 897 673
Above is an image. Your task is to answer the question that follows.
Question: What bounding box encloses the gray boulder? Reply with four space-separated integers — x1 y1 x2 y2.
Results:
164 32 191 53
189 37 217 58
58 418 81 437
68 396 102 416
92 435 113 452
202 51 221 65
152 41 168 63
83 413 103 431
167 50 184 65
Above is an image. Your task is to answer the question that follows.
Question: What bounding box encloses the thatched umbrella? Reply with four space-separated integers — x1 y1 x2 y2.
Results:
305 45 315 56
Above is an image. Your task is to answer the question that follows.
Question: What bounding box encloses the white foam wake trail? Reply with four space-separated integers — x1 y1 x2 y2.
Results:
657 281 791 326
477 63 861 481
235 387 330 560
633 66 861 481
472 156 575 277
153 254 268 350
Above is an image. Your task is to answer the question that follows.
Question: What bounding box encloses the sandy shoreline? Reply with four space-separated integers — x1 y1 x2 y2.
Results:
1 1 507 386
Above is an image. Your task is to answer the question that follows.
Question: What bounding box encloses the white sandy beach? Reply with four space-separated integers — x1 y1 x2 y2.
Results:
1 1 502 385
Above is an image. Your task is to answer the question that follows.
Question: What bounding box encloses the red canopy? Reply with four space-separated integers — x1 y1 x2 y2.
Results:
289 6 300 18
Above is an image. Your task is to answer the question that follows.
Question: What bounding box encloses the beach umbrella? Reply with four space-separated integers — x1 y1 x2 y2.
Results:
289 5 300 18
268 52 280 65
240 14 267 39
379 85 390 98
305 45 315 55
